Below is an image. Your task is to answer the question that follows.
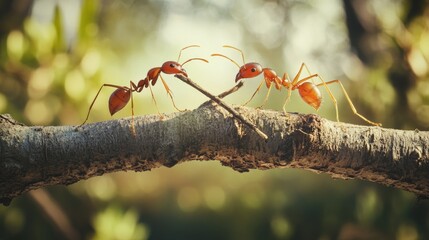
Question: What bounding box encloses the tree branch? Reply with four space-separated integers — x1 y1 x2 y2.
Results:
1 104 428 205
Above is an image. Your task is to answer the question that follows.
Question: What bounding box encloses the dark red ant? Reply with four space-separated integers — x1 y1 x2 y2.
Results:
212 45 381 126
78 45 208 132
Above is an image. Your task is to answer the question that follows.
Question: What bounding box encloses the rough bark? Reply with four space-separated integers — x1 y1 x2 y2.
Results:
1 103 428 206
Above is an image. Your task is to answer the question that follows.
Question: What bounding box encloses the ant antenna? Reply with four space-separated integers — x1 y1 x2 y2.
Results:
177 45 200 63
211 45 247 68
181 58 209 66
223 45 245 65
210 54 241 68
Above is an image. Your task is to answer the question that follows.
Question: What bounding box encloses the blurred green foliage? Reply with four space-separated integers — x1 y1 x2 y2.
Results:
1 0 429 239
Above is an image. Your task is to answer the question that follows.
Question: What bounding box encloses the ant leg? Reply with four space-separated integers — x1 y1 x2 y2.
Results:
242 79 264 106
282 87 292 114
129 82 136 135
315 76 339 122
291 63 307 85
257 84 272 109
147 84 162 117
159 75 186 112
294 62 320 85
78 83 127 128
302 63 318 85
292 63 326 88
316 79 381 126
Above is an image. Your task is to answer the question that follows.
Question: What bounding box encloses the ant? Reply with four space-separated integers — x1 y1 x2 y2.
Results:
212 45 381 126
78 45 208 132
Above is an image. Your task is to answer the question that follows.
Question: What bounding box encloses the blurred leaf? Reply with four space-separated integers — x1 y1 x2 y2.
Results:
53 5 66 52
24 19 56 61
6 31 24 61
78 0 100 44
92 205 149 240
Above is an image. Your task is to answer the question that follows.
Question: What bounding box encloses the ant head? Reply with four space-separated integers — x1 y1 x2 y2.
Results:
235 62 263 82
161 61 188 77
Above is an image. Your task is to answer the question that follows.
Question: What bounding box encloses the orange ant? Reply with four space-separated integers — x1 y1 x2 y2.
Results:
212 45 381 126
78 45 208 132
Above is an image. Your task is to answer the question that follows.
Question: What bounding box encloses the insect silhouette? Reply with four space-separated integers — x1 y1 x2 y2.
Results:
78 45 208 132
212 45 381 126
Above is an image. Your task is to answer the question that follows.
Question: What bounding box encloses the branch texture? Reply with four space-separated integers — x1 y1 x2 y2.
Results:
1 104 428 205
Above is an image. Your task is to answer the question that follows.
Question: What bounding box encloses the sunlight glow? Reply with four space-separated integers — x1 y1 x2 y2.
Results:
203 186 226 210
407 48 428 77
3 208 24 235
28 67 54 99
65 69 86 101
31 0 81 46
6 31 25 61
92 206 149 240
0 94 7 113
177 187 201 212
241 187 264 209
24 19 56 58
355 188 382 225
86 176 117 201
24 100 53 125
81 49 102 77
271 215 292 239
244 2 285 48
396 224 419 240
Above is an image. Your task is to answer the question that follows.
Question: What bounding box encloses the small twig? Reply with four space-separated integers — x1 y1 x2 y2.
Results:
0 114 24 126
217 81 244 99
175 74 268 140
29 189 79 240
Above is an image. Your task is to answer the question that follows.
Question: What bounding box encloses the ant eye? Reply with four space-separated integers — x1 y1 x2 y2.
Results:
251 68 256 72
169 63 175 68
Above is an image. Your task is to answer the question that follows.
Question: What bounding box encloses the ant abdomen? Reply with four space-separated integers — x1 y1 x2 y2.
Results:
297 82 321 110
109 88 131 116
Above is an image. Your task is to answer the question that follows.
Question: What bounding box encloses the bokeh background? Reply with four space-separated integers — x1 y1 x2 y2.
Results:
1 0 429 239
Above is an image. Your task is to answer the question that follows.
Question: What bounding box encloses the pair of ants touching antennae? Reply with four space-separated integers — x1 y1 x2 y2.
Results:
78 45 381 132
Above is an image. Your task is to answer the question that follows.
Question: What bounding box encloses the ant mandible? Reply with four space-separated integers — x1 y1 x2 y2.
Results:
78 45 208 132
212 45 381 126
